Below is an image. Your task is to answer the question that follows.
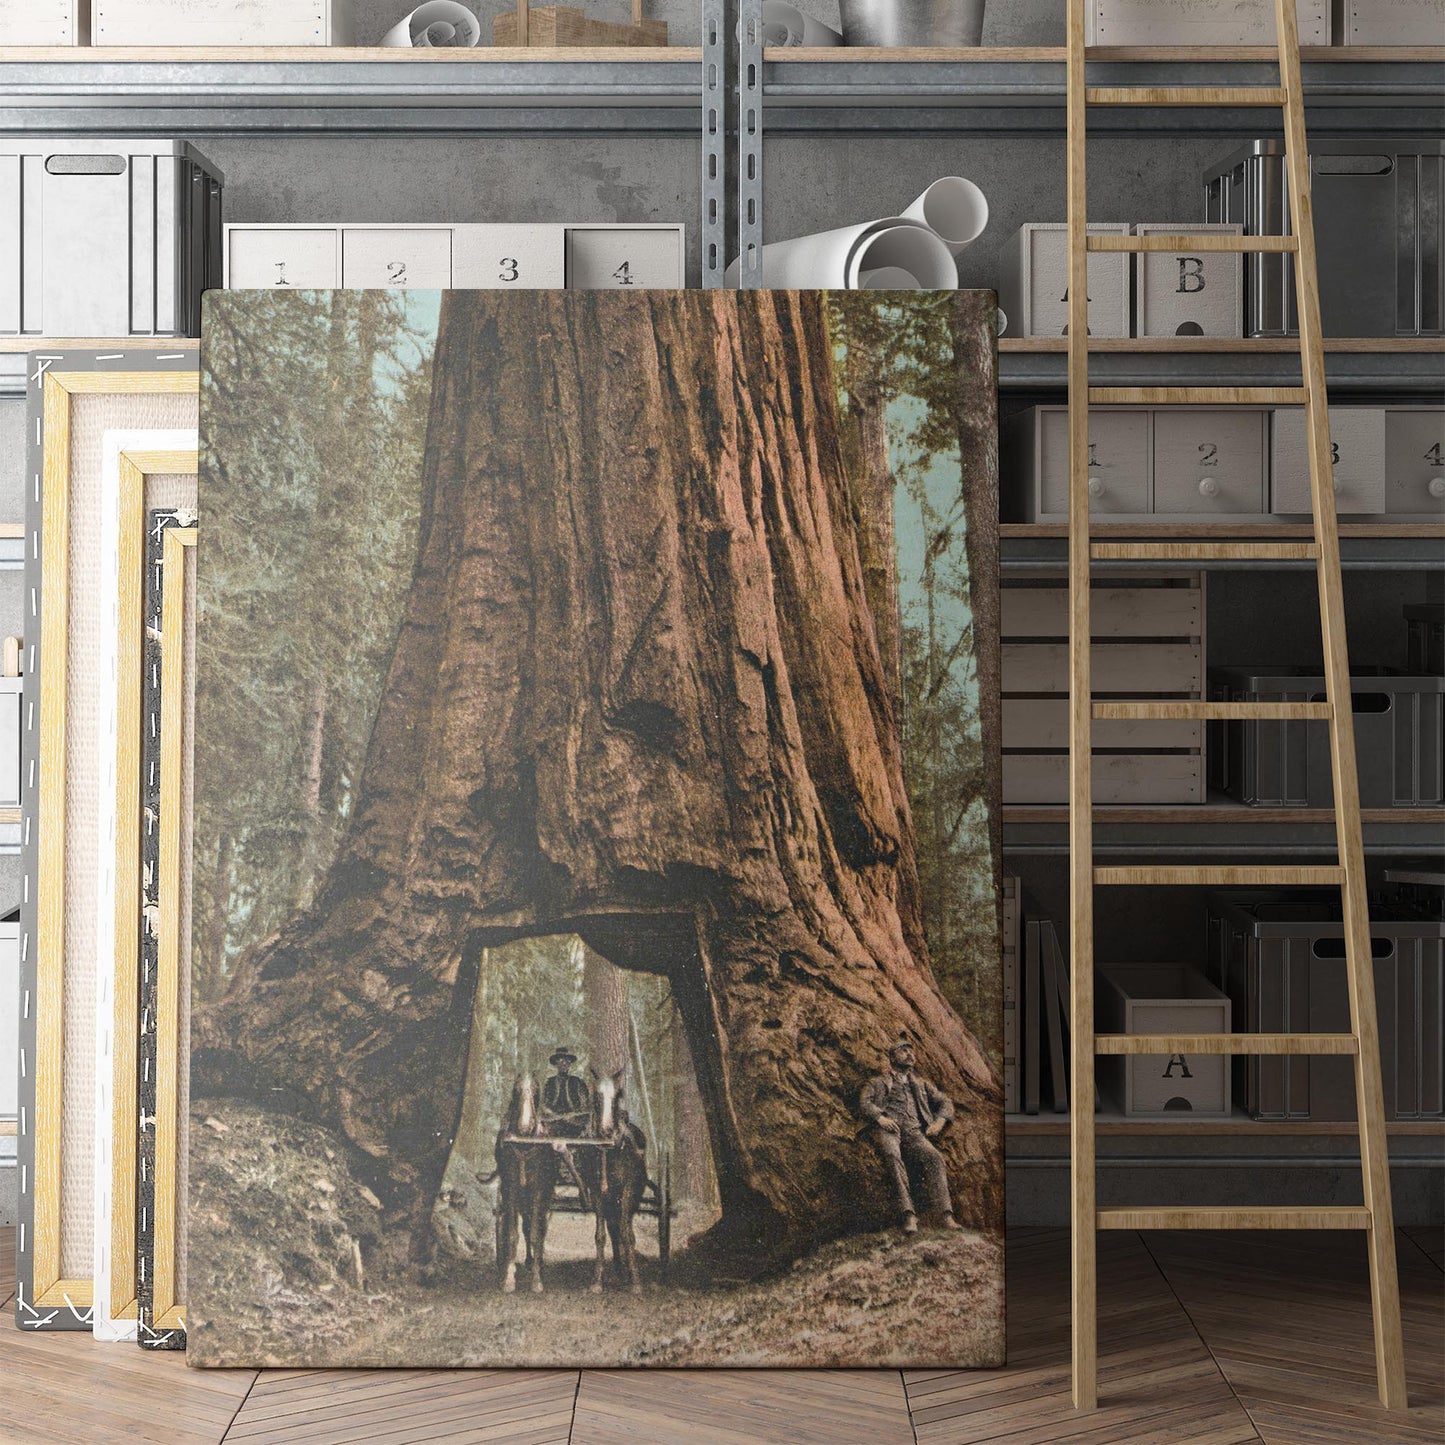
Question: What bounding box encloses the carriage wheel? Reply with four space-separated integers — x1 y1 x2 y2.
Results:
657 1149 672 1278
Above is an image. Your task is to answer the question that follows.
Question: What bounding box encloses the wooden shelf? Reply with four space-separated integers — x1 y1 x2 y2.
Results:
0 45 697 61
1004 805 1445 827
1007 1112 1445 1137
1000 337 1444 353
1001 522 1445 538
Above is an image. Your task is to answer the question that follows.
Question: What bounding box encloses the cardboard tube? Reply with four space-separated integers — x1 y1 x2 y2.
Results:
761 2 844 45
725 217 956 290
901 176 989 256
382 2 482 46
858 266 922 288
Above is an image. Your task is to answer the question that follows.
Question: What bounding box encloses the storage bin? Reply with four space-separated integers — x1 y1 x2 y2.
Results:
1204 139 1444 338
1097 965 1232 1119
1134 223 1244 339
0 0 86 43
1152 408 1267 517
995 223 1131 339
1208 664 1445 807
1271 406 1387 515
0 139 223 339
1384 407 1445 515
1405 603 1445 676
93 0 353 44
1332 0 1445 44
1002 406 1149 521
1207 891 1444 1120
1088 0 1328 44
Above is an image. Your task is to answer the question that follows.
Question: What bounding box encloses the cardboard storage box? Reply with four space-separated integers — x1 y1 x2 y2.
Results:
93 0 353 44
1271 406 1387 515
996 223 1131 339
225 223 684 291
1208 891 1444 1121
1134 223 1244 339
1088 0 1328 44
1209 664 1445 807
1205 138 1445 338
1098 965 1232 1119
0 0 87 42
0 139 223 338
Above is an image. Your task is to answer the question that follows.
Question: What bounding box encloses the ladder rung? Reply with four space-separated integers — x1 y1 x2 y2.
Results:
1094 866 1345 886
1087 234 1297 253
1088 387 1309 405
1095 1033 1358 1057
1090 542 1321 562
1097 1207 1370 1231
1093 701 1331 721
1086 86 1287 107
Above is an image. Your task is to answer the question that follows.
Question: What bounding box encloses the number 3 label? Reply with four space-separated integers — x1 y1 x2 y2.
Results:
499 258 519 283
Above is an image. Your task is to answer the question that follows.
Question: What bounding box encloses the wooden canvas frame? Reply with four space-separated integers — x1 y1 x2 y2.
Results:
92 437 198 1343
138 514 195 1349
15 351 199 1332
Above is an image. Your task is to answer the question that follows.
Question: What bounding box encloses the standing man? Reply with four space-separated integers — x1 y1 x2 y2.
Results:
859 1033 962 1234
541 1046 592 1137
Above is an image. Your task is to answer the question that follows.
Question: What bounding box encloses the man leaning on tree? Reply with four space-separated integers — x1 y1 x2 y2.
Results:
859 1033 962 1234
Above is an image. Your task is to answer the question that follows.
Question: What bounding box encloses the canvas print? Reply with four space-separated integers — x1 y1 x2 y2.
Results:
188 289 1004 1368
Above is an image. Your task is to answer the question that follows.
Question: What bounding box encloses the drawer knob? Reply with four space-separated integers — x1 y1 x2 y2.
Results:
1197 476 1219 498
1087 475 1105 498
1429 477 1445 500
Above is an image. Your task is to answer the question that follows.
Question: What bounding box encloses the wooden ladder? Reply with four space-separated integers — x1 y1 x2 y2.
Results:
1064 0 1408 1412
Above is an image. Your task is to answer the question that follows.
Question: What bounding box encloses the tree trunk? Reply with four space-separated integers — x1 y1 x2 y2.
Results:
583 949 629 1078
672 1003 714 1205
195 290 1002 1268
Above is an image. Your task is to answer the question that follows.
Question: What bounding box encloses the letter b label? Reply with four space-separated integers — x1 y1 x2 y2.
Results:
1176 257 1206 294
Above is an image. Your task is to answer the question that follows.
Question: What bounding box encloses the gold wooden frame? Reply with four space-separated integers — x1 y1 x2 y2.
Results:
30 369 198 1314
152 524 196 1332
102 450 199 1327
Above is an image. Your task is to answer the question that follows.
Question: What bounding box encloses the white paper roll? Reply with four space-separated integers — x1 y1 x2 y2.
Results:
901 176 989 256
382 1 481 47
761 2 844 46
725 217 956 290
858 266 921 288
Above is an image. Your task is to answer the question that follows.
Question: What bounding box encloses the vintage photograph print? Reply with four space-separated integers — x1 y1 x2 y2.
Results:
188 289 1004 1369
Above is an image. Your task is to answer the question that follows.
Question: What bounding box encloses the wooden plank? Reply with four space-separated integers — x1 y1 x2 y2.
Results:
1003 640 1202 693
1093 700 1330 720
1100 1207 1370 1230
1002 584 1201 638
0 44 695 60
1095 1033 1358 1056
1088 386 1309 405
1086 85 1286 104
1094 865 1345 885
1275 0 1407 1410
1006 697 1201 749
999 337 1445 353
1090 540 1322 559
1087 234 1296 251
1003 753 1203 806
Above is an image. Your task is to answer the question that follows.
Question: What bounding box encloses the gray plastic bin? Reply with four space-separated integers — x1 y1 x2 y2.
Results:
1208 665 1444 808
1203 139 1444 338
1406 603 1445 676
1207 890 1444 1121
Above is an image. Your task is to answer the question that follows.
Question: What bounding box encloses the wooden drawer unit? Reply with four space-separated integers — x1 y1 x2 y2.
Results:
1151 408 1267 517
996 223 1131 339
1134 222 1243 339
1384 407 1445 515
1271 407 1387 516
341 227 452 289
1002 574 1206 806
1004 406 1149 522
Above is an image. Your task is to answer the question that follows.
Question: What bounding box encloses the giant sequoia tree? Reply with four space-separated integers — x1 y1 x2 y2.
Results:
194 289 1002 1270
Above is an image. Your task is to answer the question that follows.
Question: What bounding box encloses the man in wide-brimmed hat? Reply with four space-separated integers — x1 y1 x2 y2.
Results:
542 1046 592 1137
859 1033 960 1234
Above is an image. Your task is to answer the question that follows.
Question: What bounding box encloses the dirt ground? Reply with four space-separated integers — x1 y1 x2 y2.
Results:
186 1098 1005 1371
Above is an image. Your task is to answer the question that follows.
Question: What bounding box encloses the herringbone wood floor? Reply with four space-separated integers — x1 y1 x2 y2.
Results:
2 1225 1440 1444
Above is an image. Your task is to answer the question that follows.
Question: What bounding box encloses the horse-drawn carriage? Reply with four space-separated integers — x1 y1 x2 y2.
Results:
493 1070 676 1294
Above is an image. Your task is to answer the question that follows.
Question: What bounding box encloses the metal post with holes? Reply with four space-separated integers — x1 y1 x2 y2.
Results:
736 0 763 288
701 0 727 287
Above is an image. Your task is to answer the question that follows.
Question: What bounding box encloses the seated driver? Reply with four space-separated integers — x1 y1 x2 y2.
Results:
541 1045 592 1137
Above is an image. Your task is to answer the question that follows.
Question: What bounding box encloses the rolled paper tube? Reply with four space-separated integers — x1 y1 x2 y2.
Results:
901 176 989 256
381 1 482 46
845 223 957 289
997 307 1008 335
760 2 844 45
857 266 922 288
725 218 956 290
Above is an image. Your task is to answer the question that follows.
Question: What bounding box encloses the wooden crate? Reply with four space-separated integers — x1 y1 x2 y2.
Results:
1002 875 1020 1114
494 4 667 45
1002 573 1207 806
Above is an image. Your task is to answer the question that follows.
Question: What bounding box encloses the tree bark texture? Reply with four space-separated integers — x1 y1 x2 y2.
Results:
195 290 1003 1267
583 950 630 1079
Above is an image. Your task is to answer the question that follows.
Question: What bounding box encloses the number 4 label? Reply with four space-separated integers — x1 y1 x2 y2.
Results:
613 261 634 286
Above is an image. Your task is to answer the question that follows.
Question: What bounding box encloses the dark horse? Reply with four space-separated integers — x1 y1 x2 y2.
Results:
493 1073 558 1294
575 1069 648 1294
